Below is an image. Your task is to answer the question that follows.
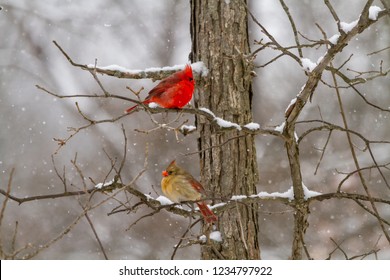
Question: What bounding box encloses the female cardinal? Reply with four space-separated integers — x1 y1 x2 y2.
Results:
161 160 217 223
125 64 195 113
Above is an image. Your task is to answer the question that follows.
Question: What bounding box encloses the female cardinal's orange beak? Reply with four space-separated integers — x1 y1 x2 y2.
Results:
162 170 169 177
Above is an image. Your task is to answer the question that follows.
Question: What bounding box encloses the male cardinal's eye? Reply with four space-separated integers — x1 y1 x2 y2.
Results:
189 77 193 81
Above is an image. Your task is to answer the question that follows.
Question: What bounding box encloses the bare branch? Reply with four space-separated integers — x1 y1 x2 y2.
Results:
247 8 301 64
354 200 390 226
51 155 67 192
0 185 93 205
330 56 390 243
171 219 202 260
83 212 109 260
336 162 390 192
313 130 332 175
279 0 303 58
0 168 15 257
329 238 349 259
52 40 199 81
324 0 342 31
367 46 390 56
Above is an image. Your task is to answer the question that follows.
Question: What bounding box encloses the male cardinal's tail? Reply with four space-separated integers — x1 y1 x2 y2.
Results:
124 105 138 114
196 202 217 223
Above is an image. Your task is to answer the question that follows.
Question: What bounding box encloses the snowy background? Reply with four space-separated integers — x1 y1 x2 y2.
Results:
0 0 389 259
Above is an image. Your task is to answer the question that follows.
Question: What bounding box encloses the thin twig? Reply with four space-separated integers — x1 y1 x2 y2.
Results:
336 162 390 192
0 168 15 256
324 0 341 31
84 212 109 259
171 219 202 260
314 130 332 175
367 46 390 56
51 155 67 192
279 0 303 58
330 59 390 243
329 238 349 259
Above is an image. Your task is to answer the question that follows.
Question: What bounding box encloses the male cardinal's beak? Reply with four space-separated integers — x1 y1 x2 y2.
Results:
162 170 169 177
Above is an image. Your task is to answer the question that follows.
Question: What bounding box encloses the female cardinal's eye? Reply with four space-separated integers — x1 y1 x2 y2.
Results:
168 171 173 175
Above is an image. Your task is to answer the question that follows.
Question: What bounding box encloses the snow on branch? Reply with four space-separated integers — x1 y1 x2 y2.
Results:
52 40 208 81
132 184 322 219
95 179 115 189
199 107 258 133
230 183 322 202
368 6 383 20
301 58 317 72
244 122 261 130
89 61 209 80
340 20 359 33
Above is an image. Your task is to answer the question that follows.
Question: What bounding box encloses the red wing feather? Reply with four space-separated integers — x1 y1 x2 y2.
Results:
146 73 182 100
189 178 206 194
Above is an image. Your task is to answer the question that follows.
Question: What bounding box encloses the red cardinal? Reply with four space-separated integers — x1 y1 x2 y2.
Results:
161 160 217 224
125 64 195 113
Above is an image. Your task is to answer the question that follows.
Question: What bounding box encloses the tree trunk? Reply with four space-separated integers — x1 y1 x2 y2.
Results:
190 0 260 260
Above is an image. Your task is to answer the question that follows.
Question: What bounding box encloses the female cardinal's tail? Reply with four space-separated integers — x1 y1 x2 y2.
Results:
196 202 217 223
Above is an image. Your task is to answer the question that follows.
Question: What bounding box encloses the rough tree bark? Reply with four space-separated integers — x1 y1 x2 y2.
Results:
190 0 260 259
